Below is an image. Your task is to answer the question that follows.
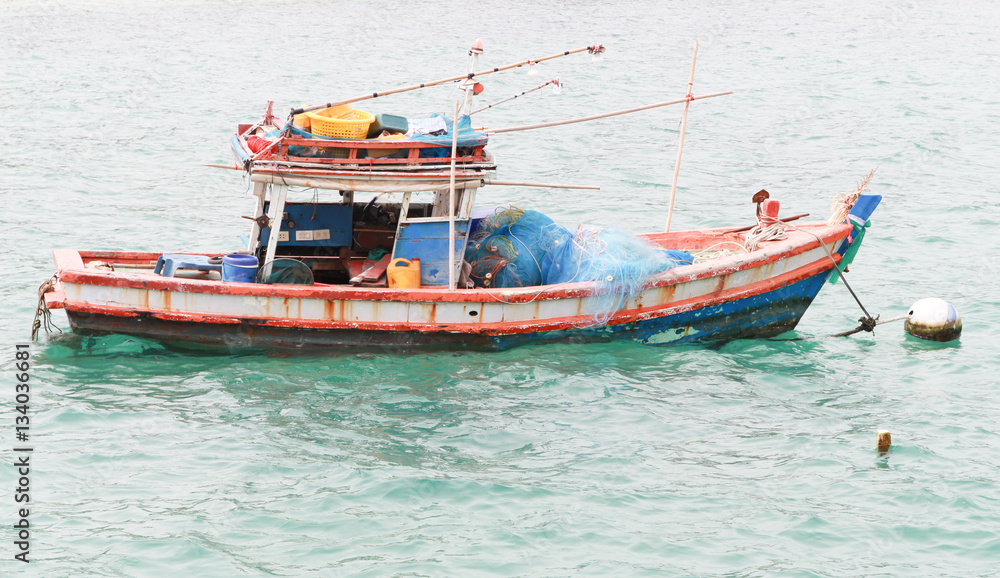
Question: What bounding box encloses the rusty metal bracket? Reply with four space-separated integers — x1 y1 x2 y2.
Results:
242 214 271 229
752 189 769 219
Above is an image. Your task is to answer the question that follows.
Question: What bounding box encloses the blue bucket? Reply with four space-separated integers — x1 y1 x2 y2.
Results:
222 254 258 283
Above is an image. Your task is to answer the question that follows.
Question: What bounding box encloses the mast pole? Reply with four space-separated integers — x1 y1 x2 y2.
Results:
665 41 698 233
461 39 484 115
445 41 483 291
447 99 460 290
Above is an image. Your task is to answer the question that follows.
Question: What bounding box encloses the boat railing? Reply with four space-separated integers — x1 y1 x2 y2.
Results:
275 136 487 166
235 126 489 170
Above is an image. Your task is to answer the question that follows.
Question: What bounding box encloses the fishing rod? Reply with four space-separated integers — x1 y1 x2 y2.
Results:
487 90 731 134
288 44 605 117
471 79 560 115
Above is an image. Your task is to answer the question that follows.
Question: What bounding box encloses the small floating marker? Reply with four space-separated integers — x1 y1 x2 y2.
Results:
904 298 962 342
876 430 892 453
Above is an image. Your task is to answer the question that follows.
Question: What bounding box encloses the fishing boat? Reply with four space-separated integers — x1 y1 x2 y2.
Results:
38 43 883 351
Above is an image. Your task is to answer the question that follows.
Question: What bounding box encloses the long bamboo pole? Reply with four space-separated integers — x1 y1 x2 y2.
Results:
665 41 699 233
488 90 729 134
447 100 460 291
290 45 603 116
206 168 602 191
484 180 599 190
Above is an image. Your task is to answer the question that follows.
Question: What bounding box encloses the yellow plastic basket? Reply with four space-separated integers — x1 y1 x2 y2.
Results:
305 107 375 139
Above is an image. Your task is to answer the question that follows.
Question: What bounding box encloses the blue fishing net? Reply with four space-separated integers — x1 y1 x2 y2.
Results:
540 227 694 324
465 208 695 323
464 208 572 288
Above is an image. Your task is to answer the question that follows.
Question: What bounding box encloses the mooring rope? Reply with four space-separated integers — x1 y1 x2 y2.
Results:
31 277 62 341
779 219 879 335
829 314 906 337
743 215 787 252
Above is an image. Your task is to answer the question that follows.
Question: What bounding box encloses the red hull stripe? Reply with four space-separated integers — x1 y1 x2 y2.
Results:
62 253 837 336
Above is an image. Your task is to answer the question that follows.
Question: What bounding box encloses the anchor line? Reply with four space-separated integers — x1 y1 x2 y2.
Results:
829 314 906 338
781 221 879 334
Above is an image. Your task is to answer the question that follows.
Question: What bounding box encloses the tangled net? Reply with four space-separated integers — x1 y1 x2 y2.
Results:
465 208 695 324
542 227 695 324
465 208 572 288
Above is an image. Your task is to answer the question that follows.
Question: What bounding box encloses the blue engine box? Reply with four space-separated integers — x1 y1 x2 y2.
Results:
260 202 352 247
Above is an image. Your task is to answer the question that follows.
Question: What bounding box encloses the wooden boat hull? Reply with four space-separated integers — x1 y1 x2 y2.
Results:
61 270 828 350
46 222 860 351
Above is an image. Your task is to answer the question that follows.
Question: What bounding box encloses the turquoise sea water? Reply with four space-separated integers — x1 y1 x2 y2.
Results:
2 0 1000 575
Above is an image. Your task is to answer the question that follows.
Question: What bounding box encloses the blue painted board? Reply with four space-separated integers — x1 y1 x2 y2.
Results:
260 202 352 248
393 220 471 286
849 194 882 224
835 194 882 257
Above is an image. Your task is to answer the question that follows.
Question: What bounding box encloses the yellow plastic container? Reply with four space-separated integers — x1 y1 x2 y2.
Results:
305 106 375 139
387 258 420 289
293 113 311 130
365 133 406 158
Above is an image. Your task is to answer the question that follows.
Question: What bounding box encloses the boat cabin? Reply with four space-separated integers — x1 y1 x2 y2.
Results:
231 111 496 288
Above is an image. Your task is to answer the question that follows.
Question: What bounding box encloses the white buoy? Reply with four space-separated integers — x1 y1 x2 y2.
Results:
904 298 962 342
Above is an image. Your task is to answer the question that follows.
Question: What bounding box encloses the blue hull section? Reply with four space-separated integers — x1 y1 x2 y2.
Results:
488 269 831 349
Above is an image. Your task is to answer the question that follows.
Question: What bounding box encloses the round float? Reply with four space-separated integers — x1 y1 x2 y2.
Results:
904 298 962 342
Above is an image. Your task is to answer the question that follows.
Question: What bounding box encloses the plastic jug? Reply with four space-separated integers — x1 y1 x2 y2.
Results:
387 258 420 288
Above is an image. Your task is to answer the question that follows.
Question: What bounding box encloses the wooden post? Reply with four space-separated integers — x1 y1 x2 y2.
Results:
665 41 698 233
247 181 267 252
447 101 460 290
461 41 482 116
261 183 288 280
877 430 892 452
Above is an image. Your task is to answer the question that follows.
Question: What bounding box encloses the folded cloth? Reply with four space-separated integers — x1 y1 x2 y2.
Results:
405 116 449 137
406 114 490 149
